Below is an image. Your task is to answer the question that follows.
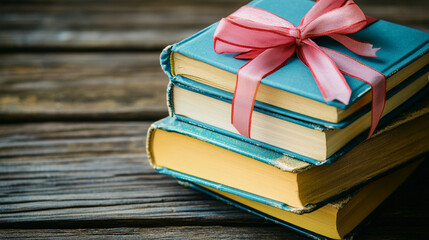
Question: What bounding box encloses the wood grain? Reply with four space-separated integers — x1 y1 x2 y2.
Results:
0 122 427 239
0 227 310 240
0 53 168 121
0 225 426 240
0 0 247 50
0 0 427 50
0 122 255 225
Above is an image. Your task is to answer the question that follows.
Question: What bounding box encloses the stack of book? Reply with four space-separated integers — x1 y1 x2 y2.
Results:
147 0 429 239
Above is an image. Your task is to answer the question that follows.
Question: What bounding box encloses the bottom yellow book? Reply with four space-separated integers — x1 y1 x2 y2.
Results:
182 159 423 240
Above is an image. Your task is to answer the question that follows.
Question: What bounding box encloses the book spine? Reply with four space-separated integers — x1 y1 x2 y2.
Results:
160 45 180 118
145 121 159 168
160 45 174 80
166 81 174 117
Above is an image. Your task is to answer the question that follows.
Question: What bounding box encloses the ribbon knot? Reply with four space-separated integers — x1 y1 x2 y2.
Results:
294 29 303 46
213 0 386 140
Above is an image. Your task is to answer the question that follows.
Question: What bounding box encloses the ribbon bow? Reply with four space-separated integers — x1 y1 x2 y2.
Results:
213 0 386 138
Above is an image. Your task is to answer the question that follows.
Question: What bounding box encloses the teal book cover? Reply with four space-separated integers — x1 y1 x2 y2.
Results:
167 72 429 163
161 0 429 116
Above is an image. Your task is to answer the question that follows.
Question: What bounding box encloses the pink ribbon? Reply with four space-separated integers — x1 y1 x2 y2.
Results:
213 0 386 139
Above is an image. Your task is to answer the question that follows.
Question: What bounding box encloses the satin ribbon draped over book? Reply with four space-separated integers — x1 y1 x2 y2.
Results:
213 0 386 138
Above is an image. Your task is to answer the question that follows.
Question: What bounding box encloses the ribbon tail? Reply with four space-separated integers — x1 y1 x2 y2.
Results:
328 33 380 57
232 46 295 138
321 47 386 137
299 39 352 105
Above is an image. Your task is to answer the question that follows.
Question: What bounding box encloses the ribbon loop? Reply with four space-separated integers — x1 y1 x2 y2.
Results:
231 6 296 29
213 0 385 140
300 0 348 27
301 2 366 38
214 18 294 51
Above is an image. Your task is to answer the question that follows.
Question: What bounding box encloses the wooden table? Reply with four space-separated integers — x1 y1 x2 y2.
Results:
1 0 428 239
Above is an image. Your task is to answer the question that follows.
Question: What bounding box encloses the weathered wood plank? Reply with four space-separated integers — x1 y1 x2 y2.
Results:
0 122 427 240
0 0 247 50
0 53 168 121
0 0 427 50
0 224 426 240
0 122 262 227
0 227 310 240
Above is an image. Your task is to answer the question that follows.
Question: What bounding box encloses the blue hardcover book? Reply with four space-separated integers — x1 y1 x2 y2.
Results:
168 69 429 164
147 94 429 209
178 158 422 240
160 0 429 161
